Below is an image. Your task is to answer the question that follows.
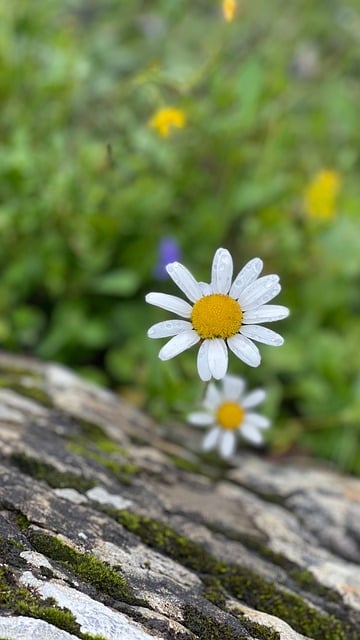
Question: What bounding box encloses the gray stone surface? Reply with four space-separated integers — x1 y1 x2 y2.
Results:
19 571 162 640
0 617 79 640
0 350 359 640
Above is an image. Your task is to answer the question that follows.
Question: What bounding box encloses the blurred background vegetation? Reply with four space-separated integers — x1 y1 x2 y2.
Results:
1 0 360 473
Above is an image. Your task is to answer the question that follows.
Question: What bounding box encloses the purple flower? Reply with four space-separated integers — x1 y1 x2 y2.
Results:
154 237 182 280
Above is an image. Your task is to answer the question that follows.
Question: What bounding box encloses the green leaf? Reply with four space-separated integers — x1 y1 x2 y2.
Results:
236 59 264 128
93 270 140 296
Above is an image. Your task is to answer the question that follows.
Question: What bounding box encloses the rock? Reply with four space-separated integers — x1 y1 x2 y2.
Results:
0 350 359 640
0 617 81 640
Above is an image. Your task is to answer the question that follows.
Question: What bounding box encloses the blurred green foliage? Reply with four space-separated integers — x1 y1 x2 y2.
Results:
1 0 360 472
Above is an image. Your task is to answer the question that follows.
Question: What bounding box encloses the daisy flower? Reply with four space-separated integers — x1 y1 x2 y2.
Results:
188 375 270 459
146 248 289 381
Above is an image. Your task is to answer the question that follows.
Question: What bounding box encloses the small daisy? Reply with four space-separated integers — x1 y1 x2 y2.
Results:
146 248 289 381
188 375 270 459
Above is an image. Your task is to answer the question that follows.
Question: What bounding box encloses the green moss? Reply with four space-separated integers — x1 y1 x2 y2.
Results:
68 443 139 486
115 510 358 640
29 531 143 606
184 603 281 640
0 536 27 568
6 537 27 551
10 452 96 492
0 369 53 408
166 454 203 474
222 568 354 640
16 512 30 531
236 612 280 640
68 443 138 485
202 576 227 608
76 419 128 455
0 566 106 640
208 522 342 604
183 604 247 639
12 384 53 407
66 419 139 485
97 455 139 481
288 567 342 602
116 510 222 574
0 366 40 378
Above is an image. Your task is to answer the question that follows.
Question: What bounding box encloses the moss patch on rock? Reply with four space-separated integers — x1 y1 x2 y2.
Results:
75 419 128 455
68 442 139 486
12 383 53 407
184 604 281 640
183 604 248 640
67 420 139 486
29 530 144 606
0 536 27 569
15 511 31 532
202 576 227 608
115 510 358 640
0 565 106 640
236 612 280 640
10 452 96 492
207 522 342 604
0 367 53 407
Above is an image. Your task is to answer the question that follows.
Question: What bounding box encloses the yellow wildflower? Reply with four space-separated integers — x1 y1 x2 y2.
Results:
304 170 341 221
222 0 237 22
149 107 186 138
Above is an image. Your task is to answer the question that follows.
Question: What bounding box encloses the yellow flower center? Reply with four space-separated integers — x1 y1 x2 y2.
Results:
191 294 242 340
216 401 244 430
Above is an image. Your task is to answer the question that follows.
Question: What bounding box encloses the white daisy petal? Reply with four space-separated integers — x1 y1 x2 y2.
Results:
158 330 199 360
199 282 213 295
197 340 212 381
243 304 290 324
242 389 266 409
187 412 214 427
211 248 233 294
227 334 261 367
240 325 284 346
145 292 192 318
207 338 228 379
222 374 245 400
219 430 236 459
229 257 263 299
204 381 221 410
202 426 221 451
147 319 192 339
238 275 280 310
241 423 264 445
166 262 203 303
246 412 271 429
